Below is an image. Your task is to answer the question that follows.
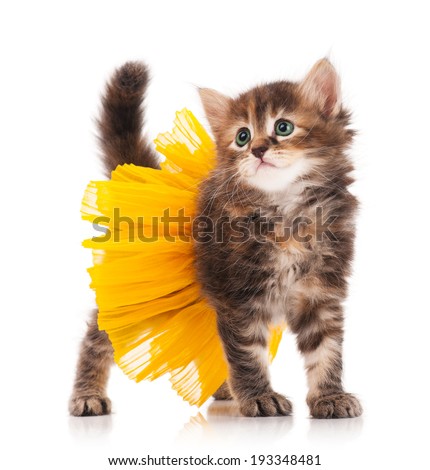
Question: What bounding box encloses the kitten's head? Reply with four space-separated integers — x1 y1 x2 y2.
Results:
199 59 353 193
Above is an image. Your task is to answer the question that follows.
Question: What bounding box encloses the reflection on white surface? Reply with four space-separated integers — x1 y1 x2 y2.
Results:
308 415 363 441
178 401 293 445
68 414 113 440
178 400 364 446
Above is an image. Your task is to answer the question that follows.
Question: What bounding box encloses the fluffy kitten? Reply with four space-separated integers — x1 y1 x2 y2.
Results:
69 60 362 419
195 60 361 418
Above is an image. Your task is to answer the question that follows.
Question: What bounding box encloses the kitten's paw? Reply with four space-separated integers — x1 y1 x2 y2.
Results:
69 394 112 417
240 392 292 417
213 382 233 401
310 393 362 419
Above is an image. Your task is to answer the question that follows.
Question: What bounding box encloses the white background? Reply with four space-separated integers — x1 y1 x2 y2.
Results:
1 1 429 469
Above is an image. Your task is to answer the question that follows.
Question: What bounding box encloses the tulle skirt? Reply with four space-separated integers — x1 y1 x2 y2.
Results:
81 109 284 406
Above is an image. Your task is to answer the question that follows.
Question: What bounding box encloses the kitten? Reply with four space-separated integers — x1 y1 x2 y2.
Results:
195 60 362 418
69 60 362 419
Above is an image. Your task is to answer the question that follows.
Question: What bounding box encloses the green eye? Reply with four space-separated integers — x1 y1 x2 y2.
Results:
275 120 294 136
235 128 251 147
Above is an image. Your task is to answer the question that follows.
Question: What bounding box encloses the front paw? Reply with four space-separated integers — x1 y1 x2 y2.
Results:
239 392 292 417
69 394 112 416
309 393 362 419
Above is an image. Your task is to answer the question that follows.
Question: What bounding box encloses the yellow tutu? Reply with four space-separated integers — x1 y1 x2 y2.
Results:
81 109 284 406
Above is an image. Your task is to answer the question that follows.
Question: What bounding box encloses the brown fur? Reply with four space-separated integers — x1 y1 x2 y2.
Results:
98 61 159 176
71 59 362 419
212 381 233 401
195 59 362 418
69 310 113 416
69 63 159 416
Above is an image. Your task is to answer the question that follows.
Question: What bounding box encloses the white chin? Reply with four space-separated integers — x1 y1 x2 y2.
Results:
245 158 312 192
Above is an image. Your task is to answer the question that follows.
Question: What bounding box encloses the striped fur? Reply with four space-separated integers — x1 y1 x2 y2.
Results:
69 310 113 416
70 59 362 419
69 62 159 416
97 61 159 176
196 59 362 418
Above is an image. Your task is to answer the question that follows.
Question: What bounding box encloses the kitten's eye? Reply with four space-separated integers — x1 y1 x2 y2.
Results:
235 128 251 147
275 120 294 137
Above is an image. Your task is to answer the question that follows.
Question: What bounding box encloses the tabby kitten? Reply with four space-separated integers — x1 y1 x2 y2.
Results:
69 60 362 419
195 59 361 418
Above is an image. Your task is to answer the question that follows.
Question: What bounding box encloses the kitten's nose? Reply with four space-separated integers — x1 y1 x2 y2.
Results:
252 146 268 160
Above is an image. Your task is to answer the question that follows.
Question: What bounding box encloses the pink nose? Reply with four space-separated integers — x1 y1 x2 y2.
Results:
252 146 268 159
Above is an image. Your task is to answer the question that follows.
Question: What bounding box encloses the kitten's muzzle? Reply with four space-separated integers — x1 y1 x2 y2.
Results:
252 146 268 159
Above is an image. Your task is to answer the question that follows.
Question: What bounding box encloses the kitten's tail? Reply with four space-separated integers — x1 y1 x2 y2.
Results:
98 61 159 176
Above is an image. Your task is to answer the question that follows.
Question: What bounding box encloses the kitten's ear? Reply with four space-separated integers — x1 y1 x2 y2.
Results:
199 88 231 132
299 59 341 118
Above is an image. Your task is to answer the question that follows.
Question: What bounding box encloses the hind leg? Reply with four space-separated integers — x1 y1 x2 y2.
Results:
69 310 114 416
213 381 233 400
